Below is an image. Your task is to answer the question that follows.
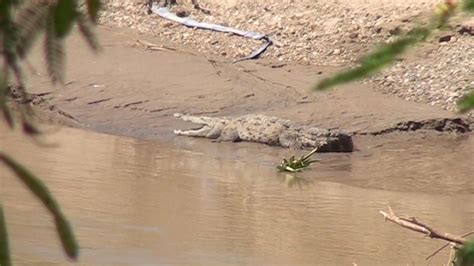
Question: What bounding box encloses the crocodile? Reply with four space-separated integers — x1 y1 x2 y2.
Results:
173 113 354 152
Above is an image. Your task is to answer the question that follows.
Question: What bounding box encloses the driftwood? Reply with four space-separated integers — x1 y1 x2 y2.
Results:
379 206 474 262
380 206 468 245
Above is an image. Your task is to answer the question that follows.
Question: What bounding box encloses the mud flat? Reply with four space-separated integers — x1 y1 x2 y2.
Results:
19 26 472 143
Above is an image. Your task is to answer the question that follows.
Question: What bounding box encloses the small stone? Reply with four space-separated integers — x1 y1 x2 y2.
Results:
162 22 174 28
332 48 342 55
438 34 453 43
458 20 474 35
349 32 358 39
373 27 383 34
175 9 189 18
389 26 401 36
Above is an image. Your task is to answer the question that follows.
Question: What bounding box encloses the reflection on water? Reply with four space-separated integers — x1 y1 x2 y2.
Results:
1 125 473 265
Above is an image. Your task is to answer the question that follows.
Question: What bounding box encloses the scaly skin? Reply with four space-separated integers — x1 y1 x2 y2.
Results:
173 113 353 152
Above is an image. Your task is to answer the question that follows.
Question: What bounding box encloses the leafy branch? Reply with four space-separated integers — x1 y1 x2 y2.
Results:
314 0 474 113
0 153 78 260
0 205 10 266
0 0 102 264
0 0 101 130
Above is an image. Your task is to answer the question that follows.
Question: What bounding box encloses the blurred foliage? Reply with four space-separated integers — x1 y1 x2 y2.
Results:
456 239 474 266
0 153 79 259
458 91 474 113
0 205 10 266
463 0 474 12
314 0 474 113
0 0 101 263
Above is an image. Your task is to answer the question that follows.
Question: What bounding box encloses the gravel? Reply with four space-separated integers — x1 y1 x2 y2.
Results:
99 0 473 112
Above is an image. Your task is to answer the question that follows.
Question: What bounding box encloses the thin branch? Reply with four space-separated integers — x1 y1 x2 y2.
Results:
426 231 474 261
380 207 467 245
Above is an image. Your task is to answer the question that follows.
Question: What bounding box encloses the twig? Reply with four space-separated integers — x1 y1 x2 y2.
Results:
133 39 176 51
301 147 319 161
426 231 474 261
380 207 467 245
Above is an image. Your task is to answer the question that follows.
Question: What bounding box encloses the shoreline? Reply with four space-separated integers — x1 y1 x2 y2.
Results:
13 25 472 143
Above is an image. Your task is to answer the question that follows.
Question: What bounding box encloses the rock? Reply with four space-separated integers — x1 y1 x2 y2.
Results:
439 34 454 43
388 26 401 36
162 21 174 28
458 24 474 36
175 9 189 18
373 26 383 34
349 32 358 39
332 48 342 55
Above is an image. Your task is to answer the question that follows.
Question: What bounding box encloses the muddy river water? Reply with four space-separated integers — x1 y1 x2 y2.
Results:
1 124 473 265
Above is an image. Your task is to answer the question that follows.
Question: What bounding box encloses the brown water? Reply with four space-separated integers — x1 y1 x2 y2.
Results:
1 125 473 265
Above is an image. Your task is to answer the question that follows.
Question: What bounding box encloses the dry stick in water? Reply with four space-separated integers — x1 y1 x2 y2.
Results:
379 206 468 245
426 231 474 261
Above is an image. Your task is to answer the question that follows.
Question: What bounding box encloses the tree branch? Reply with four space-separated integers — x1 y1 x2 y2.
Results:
380 206 467 245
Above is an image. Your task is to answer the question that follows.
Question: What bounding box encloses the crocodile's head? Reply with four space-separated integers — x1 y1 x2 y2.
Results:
317 132 353 152
173 113 228 138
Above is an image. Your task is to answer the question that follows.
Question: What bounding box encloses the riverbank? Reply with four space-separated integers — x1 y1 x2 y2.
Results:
100 0 473 111
19 25 472 142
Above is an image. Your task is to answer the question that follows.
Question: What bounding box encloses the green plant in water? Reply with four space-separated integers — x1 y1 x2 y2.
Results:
277 148 319 172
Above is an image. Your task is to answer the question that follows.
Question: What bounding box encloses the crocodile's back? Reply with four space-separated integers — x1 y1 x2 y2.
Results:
231 114 290 145
174 113 353 152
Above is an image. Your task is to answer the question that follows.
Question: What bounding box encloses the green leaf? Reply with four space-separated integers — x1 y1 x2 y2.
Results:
0 77 14 128
0 153 79 259
54 214 78 258
86 0 101 23
0 105 14 129
463 0 474 12
77 13 100 51
16 2 50 58
0 205 12 266
22 121 41 135
455 239 474 266
54 0 77 38
457 91 474 113
45 15 65 83
314 27 430 90
1 19 20 68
